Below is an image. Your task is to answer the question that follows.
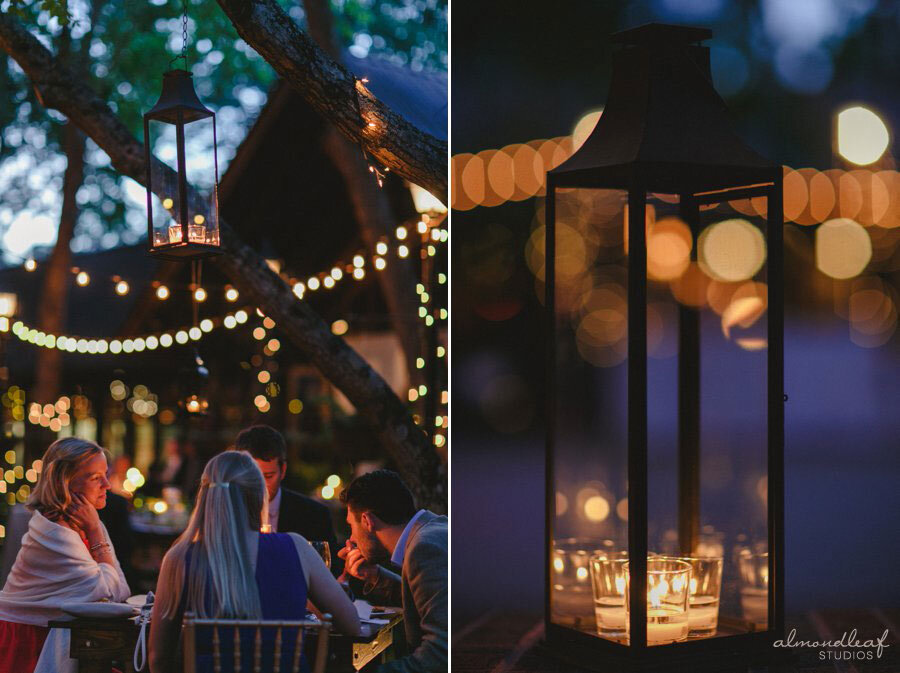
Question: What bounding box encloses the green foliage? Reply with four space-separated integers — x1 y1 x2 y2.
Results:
4 0 70 26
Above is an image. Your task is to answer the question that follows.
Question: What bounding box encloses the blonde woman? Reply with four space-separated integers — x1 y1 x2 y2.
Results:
149 451 359 673
0 438 130 673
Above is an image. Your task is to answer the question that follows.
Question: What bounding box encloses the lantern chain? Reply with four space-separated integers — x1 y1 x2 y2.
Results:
170 0 190 69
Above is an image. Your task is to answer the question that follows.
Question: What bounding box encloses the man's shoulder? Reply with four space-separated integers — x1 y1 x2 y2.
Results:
407 512 448 556
280 488 330 516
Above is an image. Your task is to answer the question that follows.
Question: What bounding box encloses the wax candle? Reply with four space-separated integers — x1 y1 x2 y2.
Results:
688 594 719 631
740 587 768 628
647 607 689 645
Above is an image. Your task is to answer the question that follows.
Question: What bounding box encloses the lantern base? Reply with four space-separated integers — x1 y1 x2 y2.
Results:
148 243 222 261
543 621 786 672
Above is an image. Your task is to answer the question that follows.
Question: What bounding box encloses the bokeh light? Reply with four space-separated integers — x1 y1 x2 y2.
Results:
815 218 872 279
698 219 766 282
837 106 890 166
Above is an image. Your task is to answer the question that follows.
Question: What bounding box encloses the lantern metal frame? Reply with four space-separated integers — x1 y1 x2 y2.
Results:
543 23 784 671
144 69 221 260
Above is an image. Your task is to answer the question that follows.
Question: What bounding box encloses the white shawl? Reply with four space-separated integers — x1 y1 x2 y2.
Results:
0 510 130 672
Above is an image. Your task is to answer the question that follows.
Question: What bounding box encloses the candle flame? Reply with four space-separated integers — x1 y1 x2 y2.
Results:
648 580 668 609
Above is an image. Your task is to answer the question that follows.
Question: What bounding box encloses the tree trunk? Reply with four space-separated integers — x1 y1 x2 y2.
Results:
304 0 424 390
214 0 447 203
32 122 84 404
0 13 445 510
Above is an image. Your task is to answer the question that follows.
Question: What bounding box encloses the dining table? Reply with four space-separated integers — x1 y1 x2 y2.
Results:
48 601 405 672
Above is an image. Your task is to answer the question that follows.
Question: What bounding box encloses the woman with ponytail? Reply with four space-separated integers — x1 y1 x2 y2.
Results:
148 450 359 673
0 438 130 673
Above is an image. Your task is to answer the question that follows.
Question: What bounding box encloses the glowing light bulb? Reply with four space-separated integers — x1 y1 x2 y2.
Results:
396 226 408 240
76 271 90 286
24 258 36 272
115 280 129 295
156 285 170 300
193 287 207 302
225 286 239 302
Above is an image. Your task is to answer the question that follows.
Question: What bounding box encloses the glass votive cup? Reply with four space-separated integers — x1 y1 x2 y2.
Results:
552 539 604 627
738 551 768 629
168 224 183 244
188 223 206 243
260 523 272 534
589 552 628 639
683 556 723 637
625 558 691 646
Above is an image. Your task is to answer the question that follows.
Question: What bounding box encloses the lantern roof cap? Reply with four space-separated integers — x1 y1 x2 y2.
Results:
146 69 214 123
550 23 779 194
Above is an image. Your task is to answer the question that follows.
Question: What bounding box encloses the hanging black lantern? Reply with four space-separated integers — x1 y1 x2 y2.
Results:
178 350 210 415
544 24 783 670
144 3 220 260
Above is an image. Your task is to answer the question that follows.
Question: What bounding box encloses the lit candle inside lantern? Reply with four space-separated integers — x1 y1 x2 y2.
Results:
188 224 206 243
684 556 723 637
590 553 628 638
624 558 691 646
646 582 689 645
168 225 183 243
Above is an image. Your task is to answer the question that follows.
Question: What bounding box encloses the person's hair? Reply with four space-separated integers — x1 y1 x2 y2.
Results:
26 438 107 520
233 425 286 465
340 469 417 525
156 451 269 619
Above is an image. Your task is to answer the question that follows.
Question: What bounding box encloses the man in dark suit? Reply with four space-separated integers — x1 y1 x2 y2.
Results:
234 425 340 572
338 470 448 672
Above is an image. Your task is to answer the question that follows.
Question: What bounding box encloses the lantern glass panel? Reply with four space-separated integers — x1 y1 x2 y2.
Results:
643 194 771 642
695 204 770 635
550 187 628 637
147 118 181 247
182 115 219 246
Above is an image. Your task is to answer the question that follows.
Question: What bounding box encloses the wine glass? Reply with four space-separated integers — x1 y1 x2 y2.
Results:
309 540 331 569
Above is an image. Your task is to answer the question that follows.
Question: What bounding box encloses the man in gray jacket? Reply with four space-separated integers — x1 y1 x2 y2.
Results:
338 470 447 672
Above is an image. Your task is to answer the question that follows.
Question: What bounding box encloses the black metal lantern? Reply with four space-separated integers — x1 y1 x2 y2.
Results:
144 69 221 259
544 24 783 670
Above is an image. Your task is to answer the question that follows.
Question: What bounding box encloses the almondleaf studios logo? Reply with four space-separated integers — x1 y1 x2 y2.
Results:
773 628 890 661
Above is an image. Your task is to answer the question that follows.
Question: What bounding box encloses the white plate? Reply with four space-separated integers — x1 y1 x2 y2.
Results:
61 602 138 618
126 594 148 607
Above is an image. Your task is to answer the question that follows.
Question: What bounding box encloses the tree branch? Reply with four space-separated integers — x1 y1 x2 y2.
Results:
0 12 445 510
214 0 447 203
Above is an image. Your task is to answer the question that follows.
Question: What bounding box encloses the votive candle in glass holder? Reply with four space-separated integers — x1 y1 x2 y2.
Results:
589 552 628 640
739 550 768 629
552 539 601 628
188 223 206 243
625 558 691 645
260 523 272 534
683 556 723 637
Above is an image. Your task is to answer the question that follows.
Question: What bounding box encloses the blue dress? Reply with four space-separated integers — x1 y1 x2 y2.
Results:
188 533 310 673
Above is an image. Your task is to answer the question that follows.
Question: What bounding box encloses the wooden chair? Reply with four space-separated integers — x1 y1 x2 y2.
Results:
182 612 331 673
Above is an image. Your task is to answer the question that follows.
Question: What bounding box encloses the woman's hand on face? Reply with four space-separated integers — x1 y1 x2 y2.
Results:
67 492 102 534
